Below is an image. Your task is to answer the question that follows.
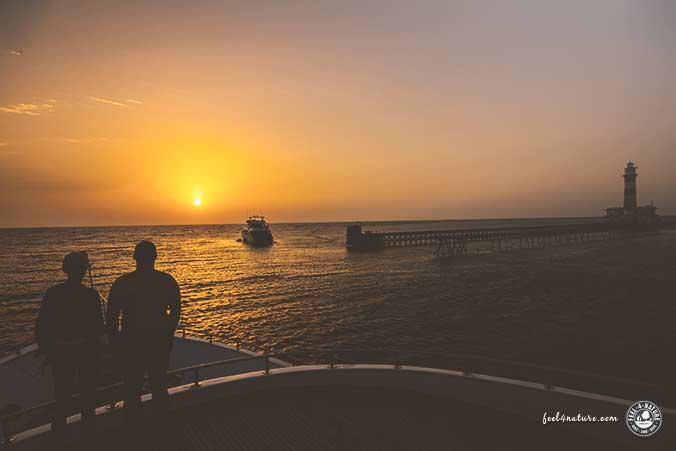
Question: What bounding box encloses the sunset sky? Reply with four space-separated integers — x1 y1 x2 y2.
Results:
1 0 675 227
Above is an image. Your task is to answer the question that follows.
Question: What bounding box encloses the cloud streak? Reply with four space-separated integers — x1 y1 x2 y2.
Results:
89 96 127 107
53 137 110 144
0 103 55 116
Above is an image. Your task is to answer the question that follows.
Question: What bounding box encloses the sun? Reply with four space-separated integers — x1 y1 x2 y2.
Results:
191 185 204 208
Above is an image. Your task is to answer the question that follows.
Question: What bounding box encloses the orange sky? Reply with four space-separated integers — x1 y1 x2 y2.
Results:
1 1 675 227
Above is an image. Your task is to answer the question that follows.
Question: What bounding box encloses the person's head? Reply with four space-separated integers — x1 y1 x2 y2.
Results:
62 251 89 282
133 240 157 269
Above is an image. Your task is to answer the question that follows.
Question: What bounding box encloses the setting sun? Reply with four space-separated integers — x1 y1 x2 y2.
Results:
193 197 202 207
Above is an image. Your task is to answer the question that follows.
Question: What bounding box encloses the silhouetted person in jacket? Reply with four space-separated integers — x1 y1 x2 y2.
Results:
106 240 181 424
35 251 104 440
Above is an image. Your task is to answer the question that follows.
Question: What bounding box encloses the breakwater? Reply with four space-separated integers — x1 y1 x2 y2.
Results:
345 221 670 257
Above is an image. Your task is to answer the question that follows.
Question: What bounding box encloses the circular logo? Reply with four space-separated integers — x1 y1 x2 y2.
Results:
626 401 662 437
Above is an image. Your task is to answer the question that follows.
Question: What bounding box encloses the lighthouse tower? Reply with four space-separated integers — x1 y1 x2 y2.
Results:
606 161 658 224
623 162 638 211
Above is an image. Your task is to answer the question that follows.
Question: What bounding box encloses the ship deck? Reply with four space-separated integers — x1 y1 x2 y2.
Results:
6 364 675 450
57 387 635 451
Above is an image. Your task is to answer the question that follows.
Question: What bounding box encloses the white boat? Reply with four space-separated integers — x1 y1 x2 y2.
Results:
1 331 674 450
241 216 273 246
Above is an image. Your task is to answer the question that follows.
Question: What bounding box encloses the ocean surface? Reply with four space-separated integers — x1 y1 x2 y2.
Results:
0 217 625 371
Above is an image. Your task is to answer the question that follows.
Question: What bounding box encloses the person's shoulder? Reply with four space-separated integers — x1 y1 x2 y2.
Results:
154 270 179 291
112 271 136 286
48 281 67 290
154 270 178 285
44 282 67 297
117 271 136 281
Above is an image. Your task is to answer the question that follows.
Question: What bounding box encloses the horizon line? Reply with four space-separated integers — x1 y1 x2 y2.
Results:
0 214 619 231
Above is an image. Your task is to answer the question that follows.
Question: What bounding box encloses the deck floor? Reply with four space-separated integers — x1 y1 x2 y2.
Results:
76 387 633 451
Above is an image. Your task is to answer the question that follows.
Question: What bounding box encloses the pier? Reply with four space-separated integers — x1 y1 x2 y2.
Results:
345 221 667 258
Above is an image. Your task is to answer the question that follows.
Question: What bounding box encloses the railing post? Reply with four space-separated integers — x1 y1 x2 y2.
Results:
236 339 241 350
544 371 554 390
1 417 14 446
264 354 271 375
192 368 200 388
182 328 186 338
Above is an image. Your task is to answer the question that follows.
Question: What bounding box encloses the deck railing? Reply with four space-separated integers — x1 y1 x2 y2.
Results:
0 351 273 446
176 326 273 354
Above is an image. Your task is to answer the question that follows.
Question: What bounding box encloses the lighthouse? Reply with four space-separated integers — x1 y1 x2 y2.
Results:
623 162 638 211
605 161 658 225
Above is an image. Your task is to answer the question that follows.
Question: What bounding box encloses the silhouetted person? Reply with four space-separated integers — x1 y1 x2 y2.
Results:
35 251 104 440
106 240 181 424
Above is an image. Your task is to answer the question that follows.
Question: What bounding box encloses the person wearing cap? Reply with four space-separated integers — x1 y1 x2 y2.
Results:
106 240 181 425
35 251 105 440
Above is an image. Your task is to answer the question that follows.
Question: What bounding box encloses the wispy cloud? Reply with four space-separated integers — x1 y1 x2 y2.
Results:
10 50 23 56
0 142 20 156
53 137 111 144
89 96 143 107
0 103 55 116
89 96 127 107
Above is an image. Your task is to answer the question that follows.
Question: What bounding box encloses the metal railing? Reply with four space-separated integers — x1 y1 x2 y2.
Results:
176 326 270 354
0 326 275 444
295 348 675 396
0 351 274 446
174 354 272 389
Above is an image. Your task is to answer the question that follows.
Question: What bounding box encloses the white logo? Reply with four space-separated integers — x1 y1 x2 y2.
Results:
626 401 662 437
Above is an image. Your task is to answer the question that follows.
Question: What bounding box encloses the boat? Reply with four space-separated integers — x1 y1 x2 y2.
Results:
241 215 273 246
2 329 674 450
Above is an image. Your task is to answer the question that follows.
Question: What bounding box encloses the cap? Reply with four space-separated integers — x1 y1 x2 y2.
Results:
62 251 89 268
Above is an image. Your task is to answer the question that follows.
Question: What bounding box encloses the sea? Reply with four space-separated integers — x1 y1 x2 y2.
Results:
0 217 598 362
